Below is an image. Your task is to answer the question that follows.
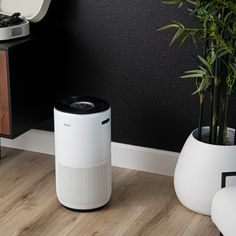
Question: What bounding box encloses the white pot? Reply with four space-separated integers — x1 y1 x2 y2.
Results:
174 127 236 215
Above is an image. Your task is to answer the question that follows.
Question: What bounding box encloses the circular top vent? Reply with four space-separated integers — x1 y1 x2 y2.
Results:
70 101 95 111
55 96 110 115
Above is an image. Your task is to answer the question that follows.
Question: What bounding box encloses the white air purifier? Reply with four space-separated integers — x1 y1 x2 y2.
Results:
54 96 112 211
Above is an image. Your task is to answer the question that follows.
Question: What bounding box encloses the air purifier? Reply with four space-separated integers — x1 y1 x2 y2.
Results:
54 96 112 210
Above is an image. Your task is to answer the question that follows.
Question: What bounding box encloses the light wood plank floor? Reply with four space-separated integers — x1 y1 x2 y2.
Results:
0 148 219 236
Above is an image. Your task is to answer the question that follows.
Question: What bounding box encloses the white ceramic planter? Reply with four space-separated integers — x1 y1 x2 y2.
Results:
174 127 236 215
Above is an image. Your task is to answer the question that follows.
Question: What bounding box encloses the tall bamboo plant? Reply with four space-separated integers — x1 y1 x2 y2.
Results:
159 0 236 145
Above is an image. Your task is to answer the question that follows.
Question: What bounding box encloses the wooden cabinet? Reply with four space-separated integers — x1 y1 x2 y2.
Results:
0 37 55 139
0 51 11 136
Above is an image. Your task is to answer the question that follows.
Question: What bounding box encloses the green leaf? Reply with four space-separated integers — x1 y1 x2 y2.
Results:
197 55 210 68
170 29 183 45
180 74 204 78
199 66 207 73
186 0 196 5
180 34 189 46
172 20 185 29
229 63 236 71
162 0 183 5
157 24 180 31
217 49 231 58
184 70 206 75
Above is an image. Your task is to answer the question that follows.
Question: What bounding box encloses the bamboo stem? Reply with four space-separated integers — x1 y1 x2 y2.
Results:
222 94 229 145
218 65 226 145
210 87 218 144
211 63 220 145
209 88 213 144
218 45 230 144
218 94 226 145
198 93 204 141
209 39 215 144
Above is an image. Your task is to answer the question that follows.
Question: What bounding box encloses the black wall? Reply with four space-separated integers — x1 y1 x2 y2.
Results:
34 0 235 152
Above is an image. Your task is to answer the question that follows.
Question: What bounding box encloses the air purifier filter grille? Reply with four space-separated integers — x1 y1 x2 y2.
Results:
56 162 112 209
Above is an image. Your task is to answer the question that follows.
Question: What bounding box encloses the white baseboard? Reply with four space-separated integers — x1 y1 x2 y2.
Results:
1 129 179 176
